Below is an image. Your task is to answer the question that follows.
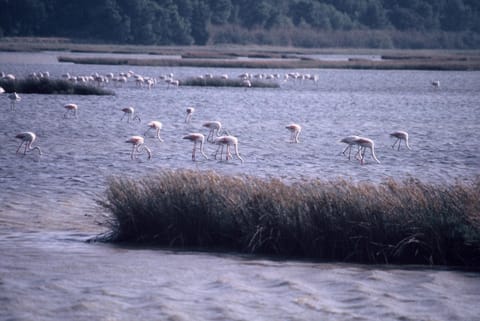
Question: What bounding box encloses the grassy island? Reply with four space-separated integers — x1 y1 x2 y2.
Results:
97 170 480 268
0 77 115 95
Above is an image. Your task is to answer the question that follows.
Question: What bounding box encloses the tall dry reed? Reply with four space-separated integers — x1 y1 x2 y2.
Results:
97 170 480 267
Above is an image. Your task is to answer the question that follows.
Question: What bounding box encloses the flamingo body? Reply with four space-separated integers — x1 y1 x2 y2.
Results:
15 131 42 155
8 92 21 111
340 135 361 160
354 137 380 165
64 103 78 118
145 121 163 141
121 107 141 123
286 123 301 143
390 131 411 150
213 135 244 163
125 135 151 160
183 133 208 161
203 121 222 142
185 107 195 123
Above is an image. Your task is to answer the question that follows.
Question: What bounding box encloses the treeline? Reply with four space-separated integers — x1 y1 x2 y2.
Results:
1 0 479 49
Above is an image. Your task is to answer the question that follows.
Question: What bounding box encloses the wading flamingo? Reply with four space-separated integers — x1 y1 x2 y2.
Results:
183 133 208 161
390 131 411 150
340 135 361 160
355 136 380 165
185 107 194 123
64 103 78 118
286 123 301 143
121 107 141 123
125 136 151 160
213 135 244 163
431 80 440 88
8 92 21 111
144 121 163 141
15 132 42 155
203 121 222 143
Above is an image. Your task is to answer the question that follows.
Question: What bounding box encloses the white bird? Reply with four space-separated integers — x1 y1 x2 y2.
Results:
8 92 21 111
64 103 78 118
125 136 151 160
15 132 42 155
0 86 4 94
286 123 301 143
203 121 222 143
144 121 163 141
183 133 208 161
340 135 361 160
121 107 141 123
185 107 194 123
390 131 411 150
213 135 244 163
354 136 380 165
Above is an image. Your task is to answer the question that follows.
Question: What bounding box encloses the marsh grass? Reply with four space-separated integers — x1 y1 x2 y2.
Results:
182 77 279 88
0 78 114 95
97 170 480 267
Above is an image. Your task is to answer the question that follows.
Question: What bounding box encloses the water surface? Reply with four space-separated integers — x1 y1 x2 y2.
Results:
1 52 479 321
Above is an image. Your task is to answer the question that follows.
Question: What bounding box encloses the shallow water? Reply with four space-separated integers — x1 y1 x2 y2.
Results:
1 52 480 321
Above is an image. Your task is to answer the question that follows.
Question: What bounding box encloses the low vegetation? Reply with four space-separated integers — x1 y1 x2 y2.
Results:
182 77 279 88
97 170 480 267
0 77 114 95
57 54 480 71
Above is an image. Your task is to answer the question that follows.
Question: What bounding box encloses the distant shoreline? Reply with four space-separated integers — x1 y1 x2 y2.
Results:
2 38 480 70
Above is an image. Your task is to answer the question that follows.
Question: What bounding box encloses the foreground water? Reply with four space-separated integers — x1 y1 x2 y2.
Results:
1 51 479 320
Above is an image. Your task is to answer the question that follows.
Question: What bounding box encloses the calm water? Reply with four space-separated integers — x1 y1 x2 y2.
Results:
1 51 480 321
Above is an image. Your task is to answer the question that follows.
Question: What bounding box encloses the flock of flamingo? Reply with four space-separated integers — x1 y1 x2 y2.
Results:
1 71 422 164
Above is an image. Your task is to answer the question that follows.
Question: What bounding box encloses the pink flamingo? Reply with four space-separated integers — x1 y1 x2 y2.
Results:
286 123 301 143
64 103 78 118
121 107 141 123
8 92 21 111
213 135 244 163
15 132 42 155
185 107 194 123
340 135 361 160
203 121 222 142
390 131 411 150
125 136 151 160
144 121 163 141
354 137 380 165
183 133 208 161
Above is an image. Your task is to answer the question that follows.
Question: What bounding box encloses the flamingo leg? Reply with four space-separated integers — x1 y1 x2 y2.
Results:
192 143 197 160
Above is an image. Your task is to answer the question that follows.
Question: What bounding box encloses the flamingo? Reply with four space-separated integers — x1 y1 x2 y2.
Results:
354 137 380 165
125 136 151 160
203 121 222 143
340 135 361 160
213 135 244 163
286 123 301 143
0 86 4 94
185 107 194 123
183 133 208 161
8 92 21 111
431 80 440 88
121 107 141 123
64 103 78 118
390 131 411 150
15 132 42 155
144 121 163 141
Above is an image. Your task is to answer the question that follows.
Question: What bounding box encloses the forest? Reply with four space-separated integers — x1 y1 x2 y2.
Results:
1 0 479 49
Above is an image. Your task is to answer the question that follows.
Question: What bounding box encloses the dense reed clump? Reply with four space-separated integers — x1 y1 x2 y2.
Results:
181 77 279 88
0 77 114 95
97 170 480 267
